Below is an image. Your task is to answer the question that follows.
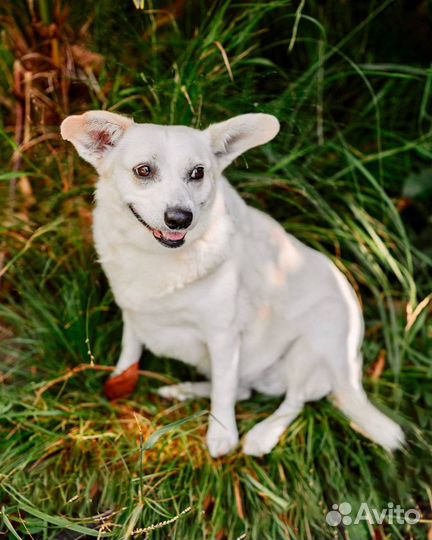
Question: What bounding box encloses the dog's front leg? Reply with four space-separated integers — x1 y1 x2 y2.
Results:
104 311 142 400
206 335 240 458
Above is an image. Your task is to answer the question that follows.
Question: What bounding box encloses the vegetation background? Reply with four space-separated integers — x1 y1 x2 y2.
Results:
0 0 431 538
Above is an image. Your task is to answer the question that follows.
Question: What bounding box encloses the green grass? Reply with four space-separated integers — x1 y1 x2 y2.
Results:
0 0 431 538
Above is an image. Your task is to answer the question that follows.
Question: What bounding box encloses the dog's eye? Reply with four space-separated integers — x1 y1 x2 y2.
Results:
134 164 152 178
190 166 204 180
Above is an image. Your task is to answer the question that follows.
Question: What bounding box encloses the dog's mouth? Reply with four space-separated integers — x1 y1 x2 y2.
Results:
128 204 186 248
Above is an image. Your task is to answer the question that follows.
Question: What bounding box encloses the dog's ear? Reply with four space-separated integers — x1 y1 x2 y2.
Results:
206 113 279 170
60 111 134 168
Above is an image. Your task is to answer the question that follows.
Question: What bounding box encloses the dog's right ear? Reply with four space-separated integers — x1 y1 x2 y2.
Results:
60 111 134 168
206 113 280 171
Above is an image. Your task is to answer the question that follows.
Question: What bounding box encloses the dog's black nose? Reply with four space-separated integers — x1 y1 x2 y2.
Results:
164 207 193 230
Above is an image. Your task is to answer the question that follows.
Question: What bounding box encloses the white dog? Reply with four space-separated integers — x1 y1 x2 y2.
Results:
61 111 404 457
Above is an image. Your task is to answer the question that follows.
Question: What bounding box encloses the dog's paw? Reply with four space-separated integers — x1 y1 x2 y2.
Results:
207 419 239 458
243 421 281 456
157 383 191 402
104 363 139 400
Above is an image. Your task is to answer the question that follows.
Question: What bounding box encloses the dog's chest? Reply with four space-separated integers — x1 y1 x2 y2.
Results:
93 202 232 309
101 252 198 309
95 230 236 367
128 295 210 368
96 227 215 303
115 264 232 369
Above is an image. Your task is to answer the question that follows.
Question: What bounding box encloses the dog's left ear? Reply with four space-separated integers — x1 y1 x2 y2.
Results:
60 110 134 168
206 113 280 170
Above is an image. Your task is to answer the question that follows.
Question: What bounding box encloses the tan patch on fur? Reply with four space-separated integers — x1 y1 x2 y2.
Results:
257 303 272 320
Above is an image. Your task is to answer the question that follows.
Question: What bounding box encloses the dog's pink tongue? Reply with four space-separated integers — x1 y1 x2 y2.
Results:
162 231 186 241
153 229 186 241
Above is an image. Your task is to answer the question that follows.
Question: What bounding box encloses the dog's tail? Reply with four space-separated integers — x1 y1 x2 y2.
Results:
333 388 405 451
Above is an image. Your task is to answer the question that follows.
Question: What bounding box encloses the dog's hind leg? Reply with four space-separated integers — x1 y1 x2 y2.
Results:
243 395 304 456
158 382 251 402
158 382 211 401
243 337 330 456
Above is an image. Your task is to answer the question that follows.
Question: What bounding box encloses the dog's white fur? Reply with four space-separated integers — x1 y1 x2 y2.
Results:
61 111 404 457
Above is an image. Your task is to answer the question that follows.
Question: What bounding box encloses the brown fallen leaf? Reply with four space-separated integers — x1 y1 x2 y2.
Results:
104 363 140 400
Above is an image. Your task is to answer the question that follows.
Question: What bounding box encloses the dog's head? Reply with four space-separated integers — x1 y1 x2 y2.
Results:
61 111 279 249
